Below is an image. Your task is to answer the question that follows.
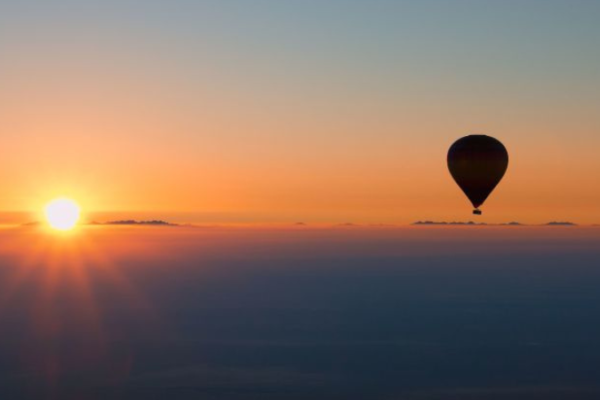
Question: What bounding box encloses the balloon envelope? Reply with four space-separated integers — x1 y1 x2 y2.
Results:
447 135 509 213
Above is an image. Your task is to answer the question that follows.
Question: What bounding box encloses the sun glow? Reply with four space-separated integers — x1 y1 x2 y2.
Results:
45 198 81 231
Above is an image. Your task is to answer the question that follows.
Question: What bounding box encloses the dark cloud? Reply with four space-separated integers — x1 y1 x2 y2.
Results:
402 386 600 400
127 365 327 392
91 220 177 226
412 220 487 226
413 221 580 227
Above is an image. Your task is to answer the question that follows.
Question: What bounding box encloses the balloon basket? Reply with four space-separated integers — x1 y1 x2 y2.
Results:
473 209 482 215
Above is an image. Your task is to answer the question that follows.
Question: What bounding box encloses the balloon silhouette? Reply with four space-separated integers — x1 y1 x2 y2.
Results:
447 135 509 215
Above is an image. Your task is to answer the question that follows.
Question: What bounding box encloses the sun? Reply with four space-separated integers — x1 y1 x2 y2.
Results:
45 198 81 231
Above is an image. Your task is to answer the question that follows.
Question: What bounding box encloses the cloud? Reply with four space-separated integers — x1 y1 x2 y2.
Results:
412 221 487 226
91 220 177 226
20 221 41 227
127 364 327 390
402 385 600 399
413 221 579 227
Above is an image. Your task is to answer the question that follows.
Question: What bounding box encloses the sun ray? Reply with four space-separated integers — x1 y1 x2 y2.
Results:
0 224 166 388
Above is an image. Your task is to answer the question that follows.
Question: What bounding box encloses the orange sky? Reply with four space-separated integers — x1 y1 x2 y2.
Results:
1 2 599 224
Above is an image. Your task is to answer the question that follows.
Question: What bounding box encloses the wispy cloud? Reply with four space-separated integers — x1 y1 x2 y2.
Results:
412 221 488 226
90 220 177 226
413 221 578 227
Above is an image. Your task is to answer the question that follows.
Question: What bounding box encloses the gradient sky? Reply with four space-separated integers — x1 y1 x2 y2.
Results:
1 0 599 224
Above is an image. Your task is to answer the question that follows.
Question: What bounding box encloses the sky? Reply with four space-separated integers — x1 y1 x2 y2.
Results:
1 0 600 224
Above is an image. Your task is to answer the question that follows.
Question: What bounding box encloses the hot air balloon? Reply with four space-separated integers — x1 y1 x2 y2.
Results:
447 135 509 215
